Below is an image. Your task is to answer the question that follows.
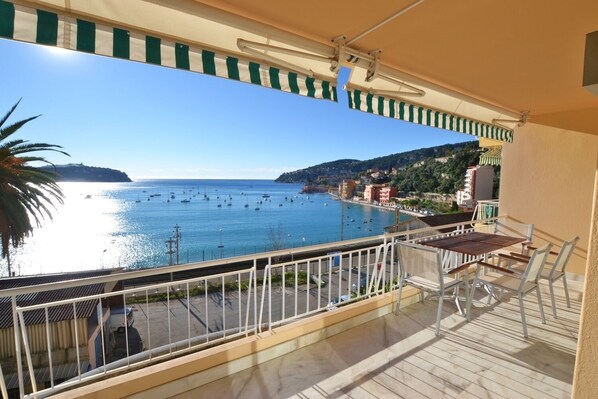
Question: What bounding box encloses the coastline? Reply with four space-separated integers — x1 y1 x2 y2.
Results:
328 193 425 217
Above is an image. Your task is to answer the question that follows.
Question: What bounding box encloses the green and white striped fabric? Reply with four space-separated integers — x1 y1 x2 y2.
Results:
347 89 513 142
0 0 337 101
479 146 502 166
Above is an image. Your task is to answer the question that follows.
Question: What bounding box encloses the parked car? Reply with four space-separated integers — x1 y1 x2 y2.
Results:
327 294 351 310
109 307 134 333
112 326 144 359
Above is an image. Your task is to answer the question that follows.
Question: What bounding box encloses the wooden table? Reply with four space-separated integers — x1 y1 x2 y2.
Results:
420 231 525 257
420 231 525 320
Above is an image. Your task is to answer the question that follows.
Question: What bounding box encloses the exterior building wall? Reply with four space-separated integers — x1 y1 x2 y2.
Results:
364 184 383 202
339 180 356 200
499 122 596 276
492 122 598 397
457 166 494 209
379 187 397 205
473 166 494 201
572 167 598 398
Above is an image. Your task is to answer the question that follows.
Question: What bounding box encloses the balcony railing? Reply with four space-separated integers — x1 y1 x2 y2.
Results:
0 218 495 398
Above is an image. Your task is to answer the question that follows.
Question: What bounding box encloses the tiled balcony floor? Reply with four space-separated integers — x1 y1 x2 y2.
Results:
173 279 582 399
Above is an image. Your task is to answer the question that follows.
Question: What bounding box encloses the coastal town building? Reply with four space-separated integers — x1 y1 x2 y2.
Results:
363 184 384 203
378 186 398 205
456 165 494 210
338 179 356 200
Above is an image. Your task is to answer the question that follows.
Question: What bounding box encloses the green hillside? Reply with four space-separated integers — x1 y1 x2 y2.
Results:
40 164 132 182
275 142 477 184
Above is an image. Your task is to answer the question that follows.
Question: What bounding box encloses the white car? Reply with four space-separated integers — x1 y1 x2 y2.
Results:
326 294 351 310
109 307 134 332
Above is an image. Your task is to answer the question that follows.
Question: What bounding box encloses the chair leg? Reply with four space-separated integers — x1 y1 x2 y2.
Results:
435 293 444 336
395 281 404 315
486 285 493 304
466 276 478 321
453 286 464 316
548 280 557 319
536 286 546 324
562 275 571 308
518 293 528 338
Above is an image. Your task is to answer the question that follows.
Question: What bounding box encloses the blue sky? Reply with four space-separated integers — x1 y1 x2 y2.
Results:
1 39 476 179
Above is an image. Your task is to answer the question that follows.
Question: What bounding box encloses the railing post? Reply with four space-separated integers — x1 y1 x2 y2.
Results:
12 296 24 398
45 307 54 388
73 303 81 380
0 362 8 399
258 264 270 333
17 310 37 394
253 260 257 335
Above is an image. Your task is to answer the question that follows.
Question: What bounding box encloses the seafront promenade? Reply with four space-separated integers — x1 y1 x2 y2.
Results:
331 194 425 218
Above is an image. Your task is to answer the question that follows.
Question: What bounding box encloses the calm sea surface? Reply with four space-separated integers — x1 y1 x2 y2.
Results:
8 179 402 275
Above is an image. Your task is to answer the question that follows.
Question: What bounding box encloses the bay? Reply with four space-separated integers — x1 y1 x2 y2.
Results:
7 179 402 275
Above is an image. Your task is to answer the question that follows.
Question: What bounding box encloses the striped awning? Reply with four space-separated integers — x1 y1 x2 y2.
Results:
347 88 513 142
0 0 337 101
479 146 502 166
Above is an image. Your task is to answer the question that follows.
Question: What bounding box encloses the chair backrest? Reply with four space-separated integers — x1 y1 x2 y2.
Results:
551 236 580 275
397 242 444 288
520 244 552 286
494 217 534 242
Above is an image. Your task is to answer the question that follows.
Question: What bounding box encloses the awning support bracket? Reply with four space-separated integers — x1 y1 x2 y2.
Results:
492 111 529 129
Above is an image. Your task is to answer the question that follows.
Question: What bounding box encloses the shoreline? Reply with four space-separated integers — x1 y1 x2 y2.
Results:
328 193 425 217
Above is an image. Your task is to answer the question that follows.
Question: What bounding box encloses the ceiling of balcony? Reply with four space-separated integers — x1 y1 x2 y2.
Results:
197 0 598 135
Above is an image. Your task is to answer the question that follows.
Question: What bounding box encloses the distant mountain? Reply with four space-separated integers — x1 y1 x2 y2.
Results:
40 164 132 182
275 142 476 183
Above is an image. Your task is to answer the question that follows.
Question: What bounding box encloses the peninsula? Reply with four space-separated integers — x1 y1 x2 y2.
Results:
40 164 132 182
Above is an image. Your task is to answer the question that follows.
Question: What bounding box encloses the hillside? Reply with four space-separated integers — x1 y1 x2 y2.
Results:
275 142 476 183
40 164 132 182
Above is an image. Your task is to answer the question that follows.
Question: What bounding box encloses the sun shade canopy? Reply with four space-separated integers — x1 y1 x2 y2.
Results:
479 146 503 166
0 0 338 101
346 66 515 142
0 0 526 141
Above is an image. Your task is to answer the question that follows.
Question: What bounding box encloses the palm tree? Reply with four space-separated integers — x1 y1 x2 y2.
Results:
0 100 69 276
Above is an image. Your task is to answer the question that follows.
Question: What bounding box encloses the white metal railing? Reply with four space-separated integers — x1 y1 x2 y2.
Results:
257 241 396 331
1 217 498 398
472 199 500 223
11 266 257 398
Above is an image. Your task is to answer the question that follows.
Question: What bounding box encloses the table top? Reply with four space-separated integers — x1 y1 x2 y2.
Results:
420 231 525 256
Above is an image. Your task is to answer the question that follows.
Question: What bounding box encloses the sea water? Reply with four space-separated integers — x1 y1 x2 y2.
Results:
6 179 401 275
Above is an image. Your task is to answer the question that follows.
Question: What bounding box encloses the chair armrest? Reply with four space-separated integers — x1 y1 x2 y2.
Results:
447 260 478 275
509 252 530 260
498 253 529 263
524 244 559 256
476 261 515 274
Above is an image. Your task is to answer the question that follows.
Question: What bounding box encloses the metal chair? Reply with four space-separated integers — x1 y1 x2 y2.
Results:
493 217 534 254
508 237 579 318
468 244 552 338
395 242 465 336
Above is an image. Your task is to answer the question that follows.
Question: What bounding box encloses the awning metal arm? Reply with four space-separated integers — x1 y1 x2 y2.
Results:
346 0 426 45
237 38 334 77
369 72 426 97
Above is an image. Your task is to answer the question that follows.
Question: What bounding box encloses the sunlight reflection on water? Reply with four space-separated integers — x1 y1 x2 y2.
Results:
7 183 151 275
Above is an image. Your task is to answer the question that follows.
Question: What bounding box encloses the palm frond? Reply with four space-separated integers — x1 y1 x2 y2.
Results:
0 101 68 269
